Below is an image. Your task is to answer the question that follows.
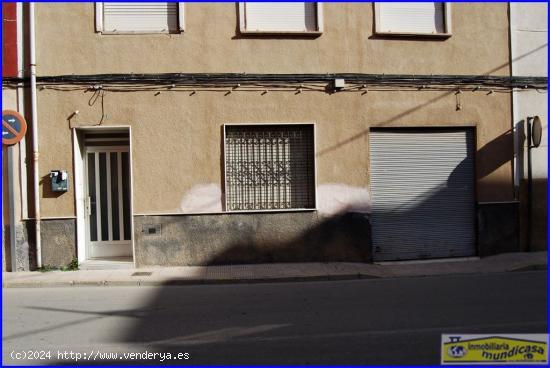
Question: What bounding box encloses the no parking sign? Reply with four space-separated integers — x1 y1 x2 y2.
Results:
2 110 27 145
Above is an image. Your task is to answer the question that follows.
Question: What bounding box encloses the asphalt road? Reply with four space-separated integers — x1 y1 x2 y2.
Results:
2 271 547 365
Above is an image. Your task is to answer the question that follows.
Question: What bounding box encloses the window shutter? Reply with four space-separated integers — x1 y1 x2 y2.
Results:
102 2 178 33
379 2 445 34
244 2 318 32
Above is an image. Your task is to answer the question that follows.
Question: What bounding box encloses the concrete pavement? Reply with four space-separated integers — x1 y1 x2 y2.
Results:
2 251 546 288
2 271 547 365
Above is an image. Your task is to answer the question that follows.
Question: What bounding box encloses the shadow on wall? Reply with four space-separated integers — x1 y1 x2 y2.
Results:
18 109 525 269
19 41 545 270
476 128 515 181
207 212 372 264
134 127 523 266
519 177 548 252
316 42 547 158
530 178 548 251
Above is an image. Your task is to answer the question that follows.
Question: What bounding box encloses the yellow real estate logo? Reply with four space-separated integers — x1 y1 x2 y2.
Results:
441 334 548 365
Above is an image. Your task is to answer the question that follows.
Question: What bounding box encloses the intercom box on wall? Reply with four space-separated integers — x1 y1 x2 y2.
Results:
50 170 69 192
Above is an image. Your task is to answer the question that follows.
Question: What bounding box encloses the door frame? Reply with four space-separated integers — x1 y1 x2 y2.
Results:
72 126 135 266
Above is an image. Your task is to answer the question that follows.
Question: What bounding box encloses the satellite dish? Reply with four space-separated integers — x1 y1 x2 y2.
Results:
531 116 542 148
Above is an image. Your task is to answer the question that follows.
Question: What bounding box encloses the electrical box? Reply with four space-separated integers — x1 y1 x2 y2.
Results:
142 224 161 236
334 78 346 89
50 170 69 192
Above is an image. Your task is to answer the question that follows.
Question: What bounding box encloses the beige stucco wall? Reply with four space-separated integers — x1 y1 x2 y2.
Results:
511 3 548 251
511 2 548 181
38 88 513 217
32 2 514 218
35 2 510 76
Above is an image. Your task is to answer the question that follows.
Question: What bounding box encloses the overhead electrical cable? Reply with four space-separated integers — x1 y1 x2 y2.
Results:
3 73 547 92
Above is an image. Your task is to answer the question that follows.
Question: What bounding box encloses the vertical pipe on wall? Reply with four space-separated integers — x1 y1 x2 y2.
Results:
8 147 17 271
509 3 521 200
29 2 42 268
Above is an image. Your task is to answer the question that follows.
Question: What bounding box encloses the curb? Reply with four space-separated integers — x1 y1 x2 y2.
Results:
3 264 547 288
2 273 381 288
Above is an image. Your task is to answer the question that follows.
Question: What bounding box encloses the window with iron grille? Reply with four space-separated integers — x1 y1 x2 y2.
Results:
224 124 316 211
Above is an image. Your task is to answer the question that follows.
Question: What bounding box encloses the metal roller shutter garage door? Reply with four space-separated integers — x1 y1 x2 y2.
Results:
370 128 476 261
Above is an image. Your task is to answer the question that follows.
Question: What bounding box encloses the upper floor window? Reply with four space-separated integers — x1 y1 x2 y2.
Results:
239 2 323 34
95 2 184 34
374 2 451 37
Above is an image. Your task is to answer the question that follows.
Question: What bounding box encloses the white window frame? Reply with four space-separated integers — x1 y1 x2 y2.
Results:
223 123 318 213
238 2 324 35
374 2 452 38
95 2 185 34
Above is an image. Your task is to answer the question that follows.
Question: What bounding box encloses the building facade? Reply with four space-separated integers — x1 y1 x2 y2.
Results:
2 2 28 271
2 2 547 270
510 2 548 253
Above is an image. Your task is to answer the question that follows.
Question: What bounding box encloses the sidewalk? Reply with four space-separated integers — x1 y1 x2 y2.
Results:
2 251 547 288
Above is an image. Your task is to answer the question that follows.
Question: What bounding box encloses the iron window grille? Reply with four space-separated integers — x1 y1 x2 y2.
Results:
224 124 316 211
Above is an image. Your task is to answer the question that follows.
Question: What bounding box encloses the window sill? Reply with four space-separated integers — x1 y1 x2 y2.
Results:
134 208 318 216
239 30 322 36
225 208 317 214
98 30 183 35
374 31 452 39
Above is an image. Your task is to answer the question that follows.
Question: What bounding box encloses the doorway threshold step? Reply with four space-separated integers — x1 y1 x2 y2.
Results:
80 257 133 270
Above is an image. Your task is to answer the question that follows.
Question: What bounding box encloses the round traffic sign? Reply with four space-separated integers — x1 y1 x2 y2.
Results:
2 109 27 145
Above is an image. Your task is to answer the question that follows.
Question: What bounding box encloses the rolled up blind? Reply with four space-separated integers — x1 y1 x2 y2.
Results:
103 2 178 32
244 2 318 32
379 2 445 34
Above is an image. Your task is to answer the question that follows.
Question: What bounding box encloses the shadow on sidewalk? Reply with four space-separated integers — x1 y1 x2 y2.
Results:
36 269 548 365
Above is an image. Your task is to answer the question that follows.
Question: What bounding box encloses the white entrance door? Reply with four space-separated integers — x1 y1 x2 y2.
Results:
85 147 132 258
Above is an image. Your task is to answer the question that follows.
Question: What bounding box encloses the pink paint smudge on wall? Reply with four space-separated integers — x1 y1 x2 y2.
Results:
179 184 222 213
317 184 371 216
